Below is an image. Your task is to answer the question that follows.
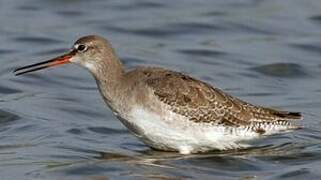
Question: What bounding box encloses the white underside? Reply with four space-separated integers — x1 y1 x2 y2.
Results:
118 106 291 154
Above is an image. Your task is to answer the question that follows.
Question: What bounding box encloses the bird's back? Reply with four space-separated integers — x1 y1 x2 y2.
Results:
123 66 302 134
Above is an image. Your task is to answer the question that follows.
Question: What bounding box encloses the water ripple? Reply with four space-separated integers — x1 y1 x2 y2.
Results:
17 5 41 11
111 1 166 10
0 49 17 55
290 43 321 55
0 85 21 95
104 22 224 38
87 127 127 135
309 14 321 24
177 49 227 57
13 36 63 45
1 0 321 179
250 63 309 78
276 168 311 179
0 109 19 124
55 10 85 17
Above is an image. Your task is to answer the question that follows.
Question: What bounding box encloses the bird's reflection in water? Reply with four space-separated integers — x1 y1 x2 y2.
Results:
44 140 309 180
96 150 179 168
96 137 308 164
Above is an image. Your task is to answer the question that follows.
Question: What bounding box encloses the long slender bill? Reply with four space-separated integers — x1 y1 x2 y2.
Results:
14 51 75 76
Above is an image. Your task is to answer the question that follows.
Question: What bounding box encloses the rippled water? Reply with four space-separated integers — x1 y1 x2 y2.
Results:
1 0 321 179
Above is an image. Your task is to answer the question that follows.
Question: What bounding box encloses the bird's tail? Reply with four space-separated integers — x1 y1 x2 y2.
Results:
272 110 302 120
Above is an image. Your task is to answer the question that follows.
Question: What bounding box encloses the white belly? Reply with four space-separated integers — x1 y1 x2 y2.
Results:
119 106 261 154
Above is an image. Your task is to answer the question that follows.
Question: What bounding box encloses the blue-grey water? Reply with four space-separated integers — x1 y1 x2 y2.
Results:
1 0 321 179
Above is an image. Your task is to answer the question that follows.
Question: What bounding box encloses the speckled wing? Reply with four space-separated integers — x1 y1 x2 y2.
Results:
144 69 301 127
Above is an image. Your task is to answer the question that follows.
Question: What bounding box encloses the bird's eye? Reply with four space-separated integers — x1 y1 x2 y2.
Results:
76 44 87 52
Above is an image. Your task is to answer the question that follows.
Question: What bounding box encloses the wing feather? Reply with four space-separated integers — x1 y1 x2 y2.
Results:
140 68 301 127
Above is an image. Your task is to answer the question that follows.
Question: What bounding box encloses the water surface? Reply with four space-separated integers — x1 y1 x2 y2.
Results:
1 0 321 179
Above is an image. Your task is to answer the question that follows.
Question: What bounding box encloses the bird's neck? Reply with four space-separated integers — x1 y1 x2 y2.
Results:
89 57 125 109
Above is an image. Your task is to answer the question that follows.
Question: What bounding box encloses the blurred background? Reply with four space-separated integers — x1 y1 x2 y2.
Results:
1 0 321 179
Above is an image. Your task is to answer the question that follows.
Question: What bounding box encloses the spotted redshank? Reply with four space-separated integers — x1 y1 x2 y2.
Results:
14 35 302 154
